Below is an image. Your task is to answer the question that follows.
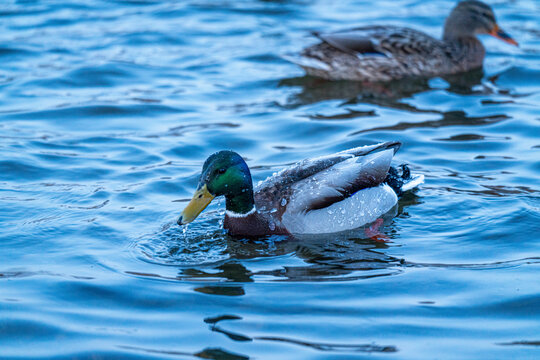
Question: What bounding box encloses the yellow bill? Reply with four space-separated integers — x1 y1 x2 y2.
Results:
178 184 215 225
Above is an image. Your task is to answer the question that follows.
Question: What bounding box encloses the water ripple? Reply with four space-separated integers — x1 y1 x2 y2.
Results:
1 0 539 359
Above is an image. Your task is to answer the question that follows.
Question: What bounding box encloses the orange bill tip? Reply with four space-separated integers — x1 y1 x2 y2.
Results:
490 25 518 46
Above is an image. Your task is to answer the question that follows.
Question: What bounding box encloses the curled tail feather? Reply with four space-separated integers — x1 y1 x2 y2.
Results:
385 164 424 196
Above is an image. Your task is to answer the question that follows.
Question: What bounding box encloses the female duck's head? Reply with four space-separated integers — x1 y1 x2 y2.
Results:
178 151 254 225
444 0 517 46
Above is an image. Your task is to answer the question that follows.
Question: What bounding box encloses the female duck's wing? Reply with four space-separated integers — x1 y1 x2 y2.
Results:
288 26 449 81
315 26 443 58
312 30 383 56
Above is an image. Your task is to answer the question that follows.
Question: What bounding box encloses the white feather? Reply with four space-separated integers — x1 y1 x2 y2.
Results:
282 184 397 234
226 207 256 218
401 174 424 192
281 53 331 71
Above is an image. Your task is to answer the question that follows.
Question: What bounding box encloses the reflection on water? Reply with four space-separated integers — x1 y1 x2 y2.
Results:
205 314 398 353
135 206 406 283
279 68 487 111
119 344 250 360
349 111 511 135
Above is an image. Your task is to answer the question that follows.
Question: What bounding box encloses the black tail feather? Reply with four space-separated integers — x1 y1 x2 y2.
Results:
385 164 411 196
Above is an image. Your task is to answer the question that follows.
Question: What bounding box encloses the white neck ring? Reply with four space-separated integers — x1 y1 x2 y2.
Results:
226 207 256 218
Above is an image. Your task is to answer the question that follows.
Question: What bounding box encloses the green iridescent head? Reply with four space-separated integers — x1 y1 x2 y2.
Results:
178 151 254 225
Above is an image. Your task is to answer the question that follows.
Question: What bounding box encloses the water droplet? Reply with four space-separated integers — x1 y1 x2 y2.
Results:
270 208 277 213
269 221 276 231
341 209 345 215
280 198 287 206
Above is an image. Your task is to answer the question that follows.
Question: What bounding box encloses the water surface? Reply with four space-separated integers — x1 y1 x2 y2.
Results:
1 0 539 359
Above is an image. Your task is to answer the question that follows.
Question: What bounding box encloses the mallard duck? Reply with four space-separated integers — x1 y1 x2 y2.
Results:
178 142 423 236
285 0 518 81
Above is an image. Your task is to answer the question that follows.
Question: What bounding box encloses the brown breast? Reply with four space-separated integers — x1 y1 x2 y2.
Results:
224 211 289 237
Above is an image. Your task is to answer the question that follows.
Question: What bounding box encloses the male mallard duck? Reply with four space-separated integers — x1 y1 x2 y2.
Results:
286 0 518 81
178 142 423 236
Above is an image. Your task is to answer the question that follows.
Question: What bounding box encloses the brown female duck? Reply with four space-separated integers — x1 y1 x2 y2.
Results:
287 0 517 81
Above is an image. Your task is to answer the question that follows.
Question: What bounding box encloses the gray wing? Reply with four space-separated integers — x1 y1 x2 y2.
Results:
258 141 400 192
288 147 396 212
254 141 400 214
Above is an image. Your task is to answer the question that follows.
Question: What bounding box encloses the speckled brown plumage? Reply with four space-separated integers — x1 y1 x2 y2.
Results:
288 1 516 81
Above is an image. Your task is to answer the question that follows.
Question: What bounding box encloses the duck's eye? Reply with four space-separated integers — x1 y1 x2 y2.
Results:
217 168 226 175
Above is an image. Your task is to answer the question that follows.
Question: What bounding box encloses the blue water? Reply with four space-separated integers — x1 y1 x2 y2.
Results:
1 0 539 359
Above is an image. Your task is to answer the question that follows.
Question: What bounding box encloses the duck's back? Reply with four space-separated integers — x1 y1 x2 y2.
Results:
292 25 476 81
252 142 401 234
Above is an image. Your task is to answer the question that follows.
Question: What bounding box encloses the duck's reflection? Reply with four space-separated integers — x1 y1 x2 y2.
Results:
279 68 486 112
348 110 510 136
132 192 423 288
173 197 424 284
175 233 401 284
276 69 517 137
